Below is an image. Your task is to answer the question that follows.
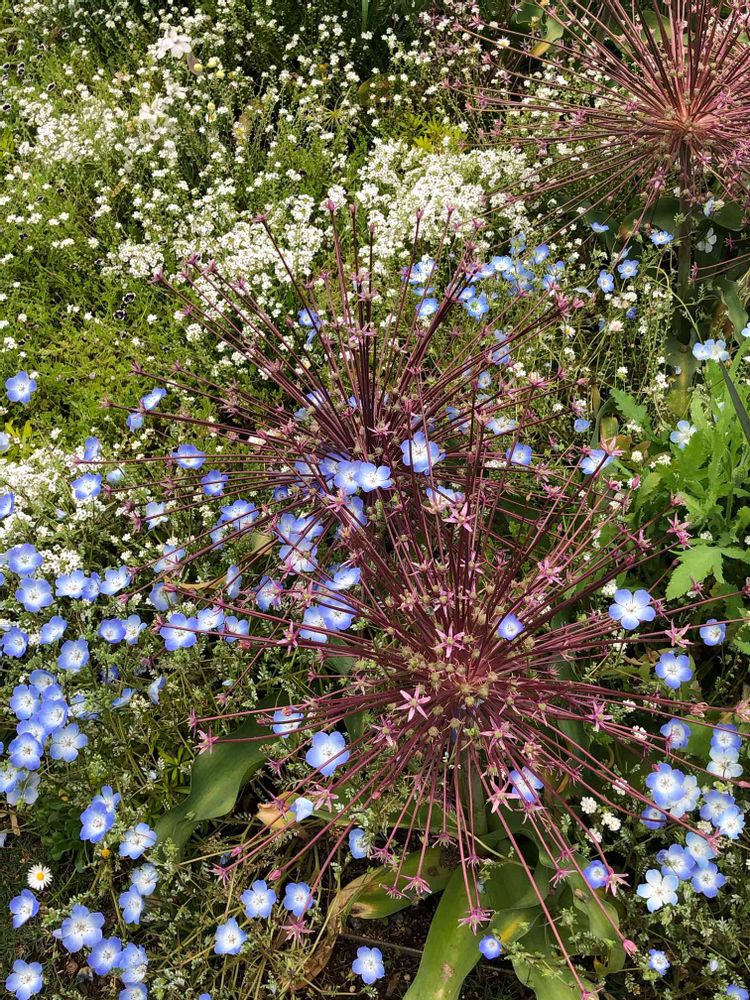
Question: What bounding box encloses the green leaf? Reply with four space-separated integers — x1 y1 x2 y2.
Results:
665 544 725 600
720 366 750 447
349 847 452 919
716 277 749 339
155 696 282 850
712 201 744 231
402 856 547 1000
609 388 651 435
512 957 592 999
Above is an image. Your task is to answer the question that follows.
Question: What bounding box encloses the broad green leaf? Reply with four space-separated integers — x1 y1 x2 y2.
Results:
402 857 547 1000
711 201 744 230
512 957 593 999
665 544 725 600
716 278 749 339
155 696 282 850
349 847 452 919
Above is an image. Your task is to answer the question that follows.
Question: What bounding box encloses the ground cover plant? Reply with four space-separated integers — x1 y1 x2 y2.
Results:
2 2 750 999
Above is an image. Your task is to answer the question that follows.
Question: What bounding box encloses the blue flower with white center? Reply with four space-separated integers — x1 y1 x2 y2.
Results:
118 942 148 983
685 831 716 868
349 827 369 859
5 371 37 405
0 491 14 518
579 449 614 476
591 222 609 233
508 767 543 803
60 905 105 952
691 862 725 898
399 431 445 474
71 473 102 502
300 605 329 643
655 651 692 689
669 774 700 818
700 790 736 825
196 606 224 634
716 806 745 840
479 935 502 960
140 387 166 410
6 771 40 806
57 638 89 673
283 882 313 917
669 420 696 449
119 823 157 860
352 946 385 984
3 627 29 658
617 258 639 279
597 270 615 293
144 501 167 529
171 443 206 469
496 612 525 640
7 543 42 576
416 297 439 321
80 801 114 843
100 566 131 596
711 724 741 753
650 231 674 247
573 418 590 432
321 596 356 632
39 615 67 645
127 412 143 431
10 685 39 720
200 469 228 497
646 763 685 808
727 986 750 999
333 460 362 495
648 950 670 975
608 588 655 630
49 724 87 763
98 618 127 644
220 499 258 533
148 582 175 611
692 338 729 362
292 797 314 821
505 443 532 466
130 864 158 897
582 861 610 889
241 880 276 918
254 575 283 611
160 613 199 651
355 462 393 492
119 887 145 925
147 676 165 704
298 307 318 328
636 870 678 911
15 578 52 613
657 844 695 881
699 618 725 645
464 292 490 320
707 747 743 780
5 959 43 1000
0 431 9 452
87 937 122 976
306 731 349 776
9 889 39 928
9 733 43 771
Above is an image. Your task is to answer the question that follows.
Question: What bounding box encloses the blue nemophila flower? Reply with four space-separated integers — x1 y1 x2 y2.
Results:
650 230 674 247
0 491 14 518
582 861 610 889
283 881 313 917
573 418 590 432
479 935 502 960
87 937 122 976
685 831 716 868
49 724 88 763
119 981 147 999
608 588 655 630
508 767 543 803
352 946 385 984
707 746 743 780
579 449 614 476
659 719 690 750
111 688 135 710
171 443 206 469
127 412 143 431
306 730 349 776
597 271 615 293
637 870 678 911
505 443 532 466
727 986 750 1000
118 942 148 983
39 615 67 644
71 473 102 502
655 651 692 689
464 292 490 320
220 499 258 533
3 627 29 658
160 613 199 651
59 904 105 952
9 889 39 928
617 258 639 279
699 619 726 645
214 917 247 955
669 420 696 449
648 949 670 975
333 460 362 495
9 685 38 719
591 222 610 233
658 844 695 880
415 297 439 321
692 338 729 362
7 543 42 576
141 387 166 410
144 501 167 530
5 371 37 404
399 431 445 474
201 469 228 496
356 462 393 492
57 638 89 673
700 790 737 826
241 880 276 918
148 676 165 705
80 801 114 843
0 431 10 452
5 960 43 1000
349 827 369 859
100 566 131 595
646 763 686 808
291 797 314 821
716 806 745 839
130 864 158 897
299 605 329 643
691 862 726 898
712 724 741 753
98 618 127 644
119 886 145 925
9 733 43 771
119 823 157 859
496 612 525 640
254 576 284 612
17 577 53 614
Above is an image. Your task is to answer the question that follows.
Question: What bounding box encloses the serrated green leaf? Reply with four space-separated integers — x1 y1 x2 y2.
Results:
666 544 725 600
609 388 651 434
155 696 282 850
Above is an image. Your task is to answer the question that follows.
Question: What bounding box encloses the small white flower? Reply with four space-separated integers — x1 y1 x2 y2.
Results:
27 864 53 890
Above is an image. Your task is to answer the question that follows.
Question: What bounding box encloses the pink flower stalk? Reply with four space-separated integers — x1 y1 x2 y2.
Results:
187 438 745 989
